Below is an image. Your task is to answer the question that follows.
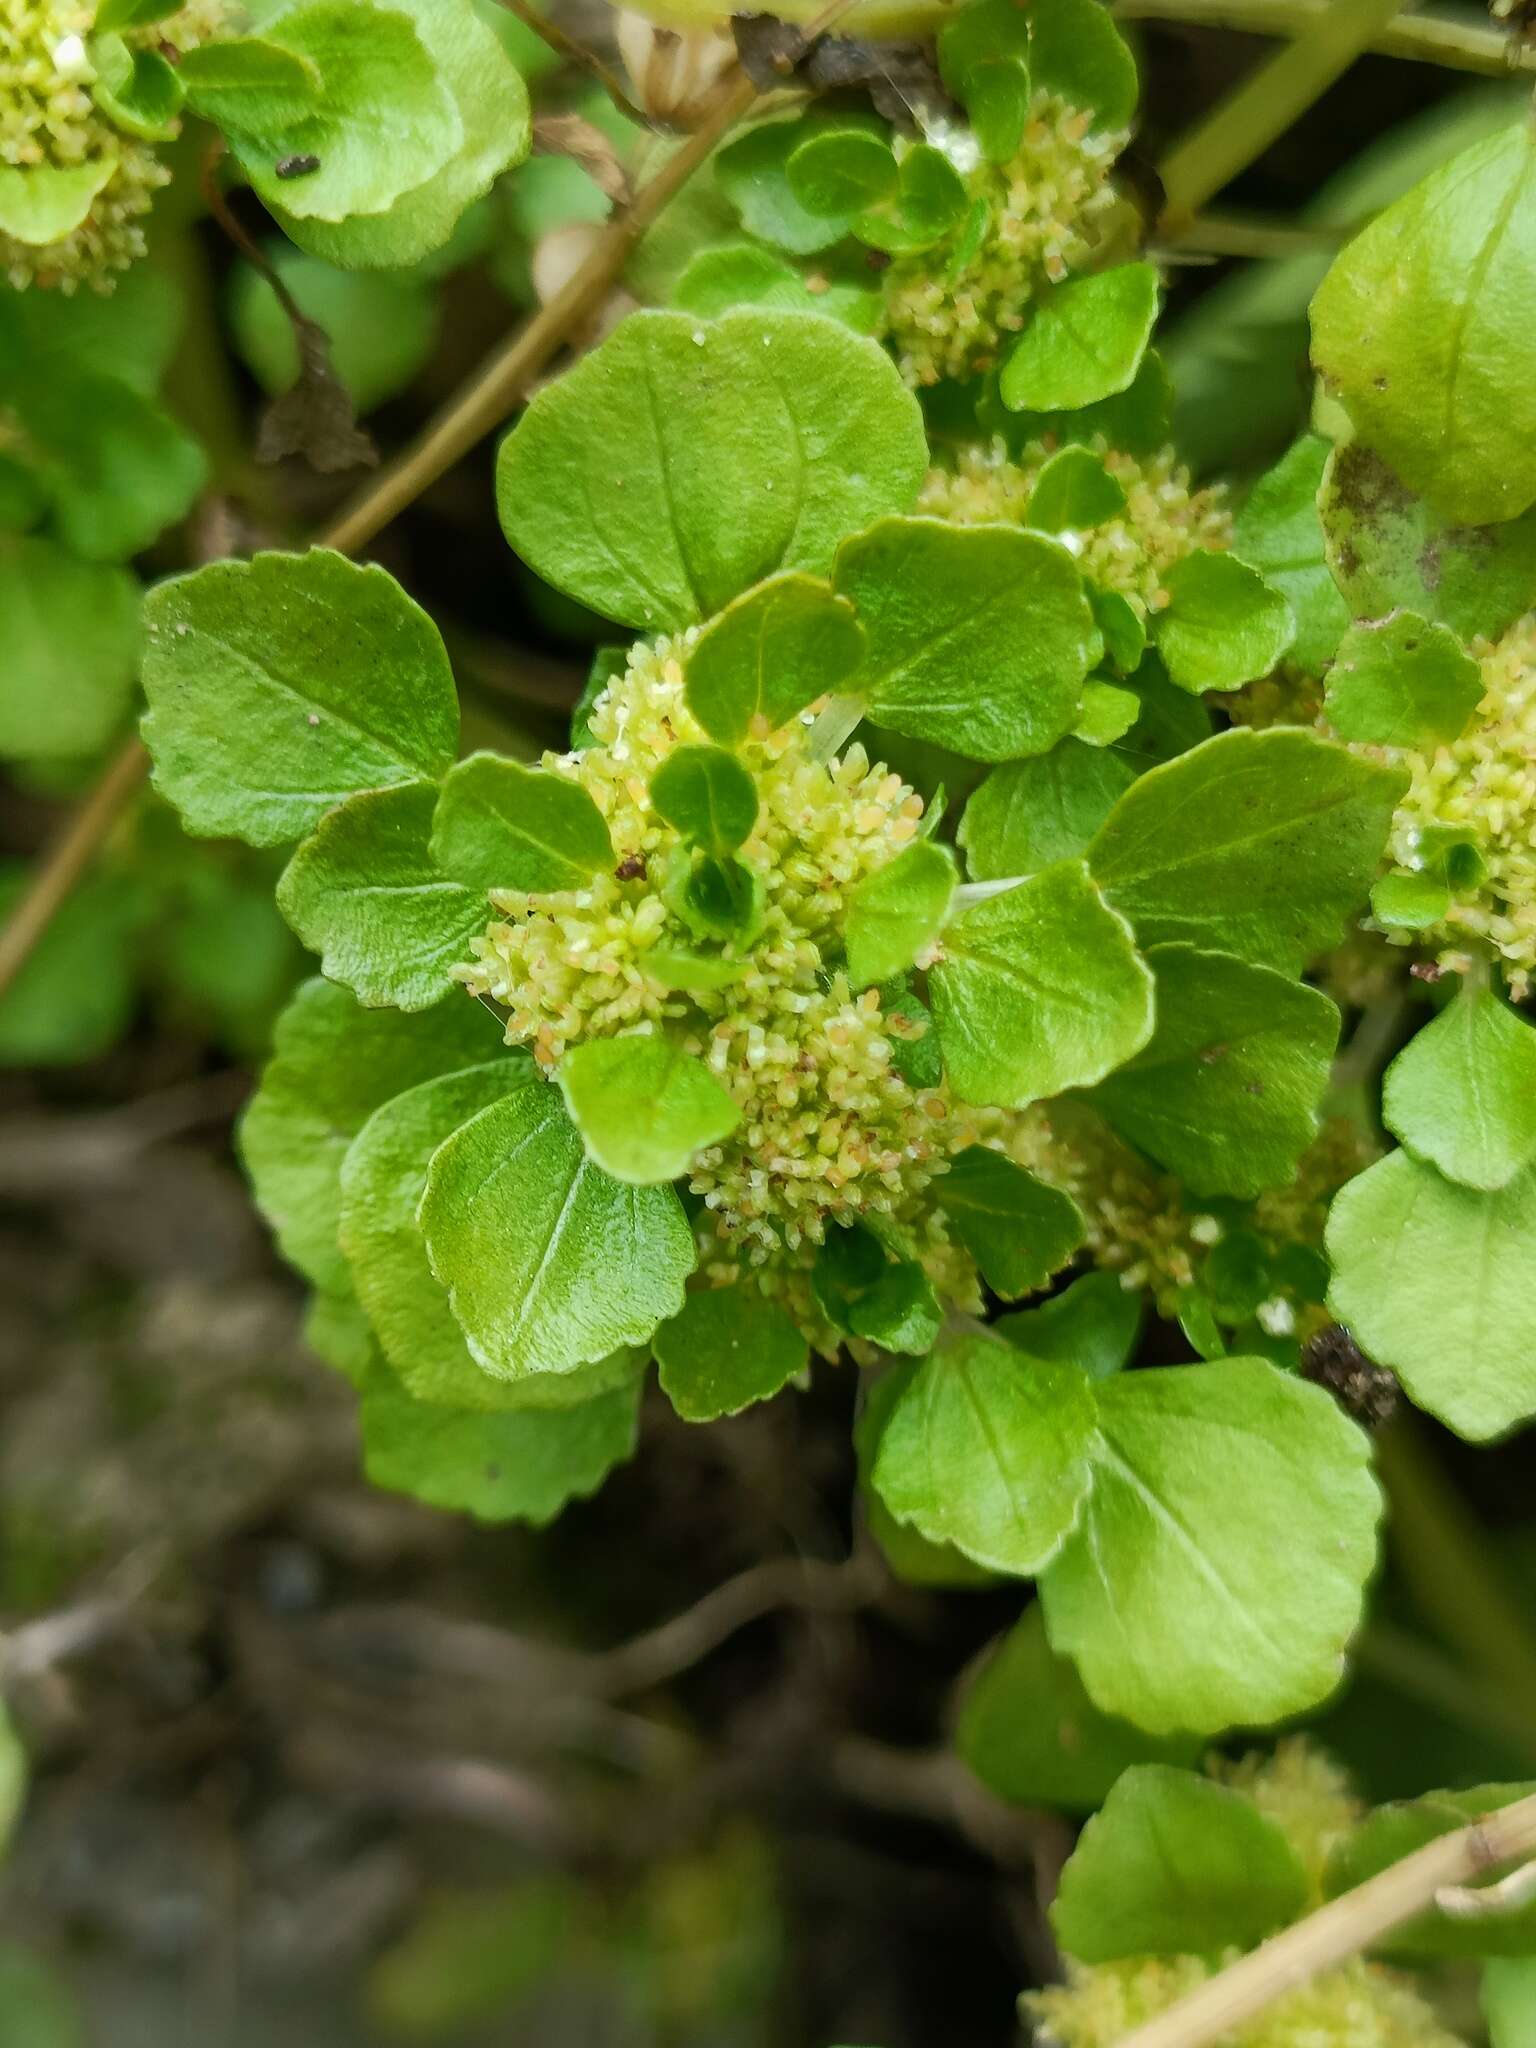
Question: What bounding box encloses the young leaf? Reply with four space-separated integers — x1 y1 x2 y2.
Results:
1231 435 1349 671
1326 1149 1536 1442
1382 981 1536 1192
1323 1787 1536 1961
1026 446 1127 534
671 243 880 331
91 38 185 140
1088 727 1407 974
939 1145 1085 1299
1311 121 1536 527
1088 944 1339 1198
653 1286 808 1421
141 550 458 848
857 145 969 254
856 1363 1001 1587
845 1261 943 1353
871 1332 1097 1576
0 537 140 761
277 783 484 1011
420 1080 695 1381
1000 264 1159 415
845 841 957 988
937 0 1033 162
958 1607 1197 1812
834 518 1097 762
1371 871 1450 930
361 1370 641 1525
994 1271 1143 1380
241 977 494 1295
786 128 898 219
715 119 853 256
271 0 531 270
1091 588 1147 676
684 572 866 746
958 743 1135 883
1152 552 1294 694
930 859 1155 1108
1074 682 1138 748
557 1034 741 1183
649 746 759 855
0 159 117 244
497 309 926 631
1321 442 1536 655
1028 0 1139 129
1323 611 1482 750
430 754 611 894
1051 1765 1309 1963
339 1058 583 1413
1039 1359 1381 1733
175 37 321 134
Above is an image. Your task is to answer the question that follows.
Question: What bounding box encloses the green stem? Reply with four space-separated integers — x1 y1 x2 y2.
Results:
1375 1411 1536 1710
1116 0 1536 79
1356 1625 1536 1764
1155 0 1416 232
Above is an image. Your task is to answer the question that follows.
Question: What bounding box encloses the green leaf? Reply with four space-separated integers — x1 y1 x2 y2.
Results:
340 1057 619 1412
1326 1148 1536 1442
1486 1959 1536 2045
671 243 879 332
1323 1787 1536 1960
361 1369 641 1524
1026 446 1127 534
0 1702 24 1859
959 742 1135 882
662 847 765 946
996 1271 1142 1380
649 745 759 855
930 859 1154 1108
272 0 530 270
420 1081 694 1379
845 841 957 988
1039 1358 1380 1733
228 244 438 411
1311 121 1536 526
1028 0 1139 129
1382 981 1536 1192
557 1034 741 1183
871 1332 1097 1576
1323 611 1481 750
277 783 483 1011
940 1145 1085 1299
1152 551 1294 694
176 36 322 132
1089 944 1339 1199
0 869 138 1067
653 1286 808 1420
958 1607 1196 1811
714 119 853 256
986 348 1173 463
786 129 898 219
684 572 866 747
1320 440 1536 647
497 309 926 632
141 550 459 848
1371 870 1449 931
1089 727 1407 974
0 537 139 762
221 3 464 226
856 1363 1000 1587
938 0 1033 162
1000 264 1159 415
1231 435 1349 672
1074 681 1139 747
97 0 178 25
0 158 116 245
1051 1765 1309 1963
834 518 1097 762
430 753 611 896
857 145 969 253
1091 588 1147 675
241 976 495 1294
813 1226 941 1356
91 37 185 141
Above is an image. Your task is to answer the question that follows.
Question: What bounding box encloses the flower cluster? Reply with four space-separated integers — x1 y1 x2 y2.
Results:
920 435 1231 613
457 639 999 1346
1 1 230 291
877 94 1128 388
1028 1744 1459 2048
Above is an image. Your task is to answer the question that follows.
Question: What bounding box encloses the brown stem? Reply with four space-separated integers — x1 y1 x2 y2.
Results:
494 0 651 127
1115 1789 1536 2048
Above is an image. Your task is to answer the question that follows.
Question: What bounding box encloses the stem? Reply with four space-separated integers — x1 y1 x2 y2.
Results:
1114 1788 1536 2048
1116 0 1536 78
494 0 651 127
803 693 867 764
1163 211 1353 259
1155 0 1412 233
1374 1412 1536 1708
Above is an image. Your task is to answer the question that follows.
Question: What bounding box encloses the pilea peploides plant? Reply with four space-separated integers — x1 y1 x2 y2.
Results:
11 0 1534 2032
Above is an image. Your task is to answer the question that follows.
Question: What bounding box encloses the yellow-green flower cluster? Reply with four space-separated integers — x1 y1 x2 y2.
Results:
919 435 1232 613
1365 613 1536 996
878 94 1127 388
1 2 228 291
1007 1101 1375 1325
1028 1746 1458 2048
457 639 1000 1338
